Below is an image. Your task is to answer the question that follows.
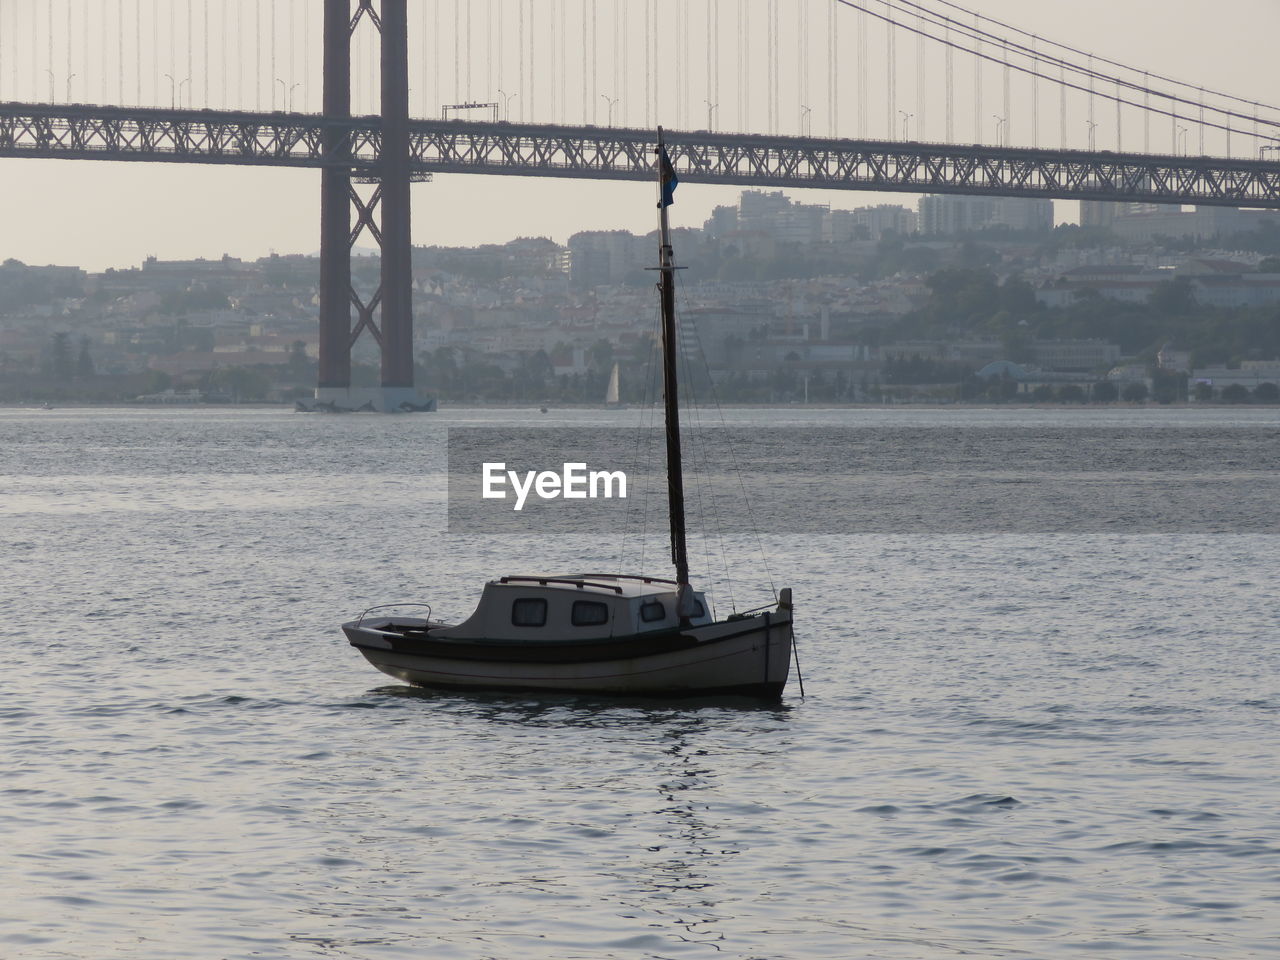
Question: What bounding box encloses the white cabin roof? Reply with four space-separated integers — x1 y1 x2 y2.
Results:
433 573 710 641
490 574 679 599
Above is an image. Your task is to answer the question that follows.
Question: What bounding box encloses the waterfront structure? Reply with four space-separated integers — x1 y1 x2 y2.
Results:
1192 360 1280 391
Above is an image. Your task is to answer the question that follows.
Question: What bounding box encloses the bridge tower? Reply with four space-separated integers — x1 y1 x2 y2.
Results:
313 0 431 412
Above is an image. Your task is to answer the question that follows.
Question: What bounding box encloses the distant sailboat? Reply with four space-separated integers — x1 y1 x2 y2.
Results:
604 362 622 407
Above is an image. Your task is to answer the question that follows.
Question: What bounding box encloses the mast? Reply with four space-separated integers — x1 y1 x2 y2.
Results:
655 128 690 594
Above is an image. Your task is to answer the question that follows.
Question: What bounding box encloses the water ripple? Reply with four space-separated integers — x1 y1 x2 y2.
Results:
2 408 1279 959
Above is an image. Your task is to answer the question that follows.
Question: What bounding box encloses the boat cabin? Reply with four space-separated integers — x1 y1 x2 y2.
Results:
434 574 712 642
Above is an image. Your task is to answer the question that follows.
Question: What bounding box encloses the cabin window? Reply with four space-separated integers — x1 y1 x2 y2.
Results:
640 601 666 623
511 597 548 627
571 600 610 626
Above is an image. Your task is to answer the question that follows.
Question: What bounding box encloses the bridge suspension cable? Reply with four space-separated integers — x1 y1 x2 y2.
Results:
855 0 1280 141
833 0 1280 148
922 0 1279 116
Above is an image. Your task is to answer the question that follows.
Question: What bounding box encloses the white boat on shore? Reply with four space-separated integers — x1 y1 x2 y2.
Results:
343 129 795 700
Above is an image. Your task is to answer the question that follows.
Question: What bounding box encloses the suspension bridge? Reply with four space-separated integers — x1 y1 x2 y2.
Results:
1 1 1277 409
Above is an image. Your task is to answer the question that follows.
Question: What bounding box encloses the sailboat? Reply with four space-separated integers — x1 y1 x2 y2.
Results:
604 361 622 407
341 129 794 699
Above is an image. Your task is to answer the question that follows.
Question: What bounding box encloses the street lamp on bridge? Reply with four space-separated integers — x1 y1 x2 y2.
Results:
899 110 913 141
275 79 302 112
44 70 80 105
1086 120 1098 151
498 89 518 121
601 95 619 127
163 74 191 110
993 115 1007 147
704 100 718 132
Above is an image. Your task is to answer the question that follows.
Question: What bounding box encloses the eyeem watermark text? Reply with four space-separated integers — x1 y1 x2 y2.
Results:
482 462 628 511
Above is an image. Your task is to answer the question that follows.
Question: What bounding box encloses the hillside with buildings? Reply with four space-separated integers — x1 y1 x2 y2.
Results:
5 190 1280 405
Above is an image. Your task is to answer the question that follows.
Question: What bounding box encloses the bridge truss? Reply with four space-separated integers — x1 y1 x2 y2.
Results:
3 103 1280 210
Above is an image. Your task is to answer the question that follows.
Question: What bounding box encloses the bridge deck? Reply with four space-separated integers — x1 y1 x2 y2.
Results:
3 102 1279 209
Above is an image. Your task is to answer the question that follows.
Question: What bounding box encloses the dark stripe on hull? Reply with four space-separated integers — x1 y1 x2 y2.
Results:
343 617 777 665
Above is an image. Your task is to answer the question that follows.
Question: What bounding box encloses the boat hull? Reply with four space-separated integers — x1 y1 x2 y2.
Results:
343 608 793 699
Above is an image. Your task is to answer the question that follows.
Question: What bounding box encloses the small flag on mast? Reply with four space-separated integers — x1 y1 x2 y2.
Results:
658 146 679 208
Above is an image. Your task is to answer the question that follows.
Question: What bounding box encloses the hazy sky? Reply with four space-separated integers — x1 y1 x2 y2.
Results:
1 0 1276 270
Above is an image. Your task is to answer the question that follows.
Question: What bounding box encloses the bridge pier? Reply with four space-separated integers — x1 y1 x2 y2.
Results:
310 0 433 413
317 0 351 396
379 0 414 395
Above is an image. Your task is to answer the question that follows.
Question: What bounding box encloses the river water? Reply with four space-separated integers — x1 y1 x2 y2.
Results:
2 405 1278 959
